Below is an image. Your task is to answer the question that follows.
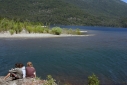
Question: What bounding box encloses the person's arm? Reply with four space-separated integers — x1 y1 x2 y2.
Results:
34 67 36 78
9 68 16 73
34 71 36 78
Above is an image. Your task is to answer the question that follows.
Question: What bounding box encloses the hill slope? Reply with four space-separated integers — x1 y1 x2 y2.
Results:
0 0 127 27
63 0 127 17
0 0 97 25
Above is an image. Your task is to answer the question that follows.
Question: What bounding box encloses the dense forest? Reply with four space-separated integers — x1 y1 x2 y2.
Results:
0 0 127 27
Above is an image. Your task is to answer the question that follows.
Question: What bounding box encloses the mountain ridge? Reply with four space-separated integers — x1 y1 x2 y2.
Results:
0 0 127 27
62 0 127 17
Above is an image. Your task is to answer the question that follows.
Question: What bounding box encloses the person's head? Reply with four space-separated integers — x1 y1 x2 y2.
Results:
19 63 24 68
27 62 33 67
15 63 19 68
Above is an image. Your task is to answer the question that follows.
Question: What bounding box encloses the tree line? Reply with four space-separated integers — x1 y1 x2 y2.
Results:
0 18 83 35
0 0 127 28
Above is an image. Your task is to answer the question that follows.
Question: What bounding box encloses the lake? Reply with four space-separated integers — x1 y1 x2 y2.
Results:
0 26 127 85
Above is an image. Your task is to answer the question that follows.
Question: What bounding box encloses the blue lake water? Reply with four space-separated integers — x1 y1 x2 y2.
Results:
0 26 127 85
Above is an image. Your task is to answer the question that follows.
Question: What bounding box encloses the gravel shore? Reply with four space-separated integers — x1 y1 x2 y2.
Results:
0 31 90 38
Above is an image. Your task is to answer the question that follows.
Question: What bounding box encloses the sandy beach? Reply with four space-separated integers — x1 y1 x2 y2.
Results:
0 31 91 38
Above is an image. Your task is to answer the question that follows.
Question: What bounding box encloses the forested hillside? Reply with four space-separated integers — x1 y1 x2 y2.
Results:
63 0 127 17
0 0 127 27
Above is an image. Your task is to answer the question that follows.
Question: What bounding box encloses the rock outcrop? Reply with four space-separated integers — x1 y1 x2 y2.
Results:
0 76 44 85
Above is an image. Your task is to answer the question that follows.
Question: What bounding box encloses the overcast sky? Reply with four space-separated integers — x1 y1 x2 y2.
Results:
121 0 127 3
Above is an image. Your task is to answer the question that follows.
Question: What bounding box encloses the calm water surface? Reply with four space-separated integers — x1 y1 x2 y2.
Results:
0 26 127 85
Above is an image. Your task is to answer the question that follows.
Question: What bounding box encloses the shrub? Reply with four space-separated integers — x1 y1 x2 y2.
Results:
44 75 57 85
26 26 33 33
44 28 50 33
33 27 38 33
36 26 44 33
51 27 62 35
88 74 100 85
75 28 81 35
14 23 22 34
0 18 9 31
23 22 31 29
39 28 44 33
61 28 68 34
9 29 15 35
68 28 73 34
18 22 23 33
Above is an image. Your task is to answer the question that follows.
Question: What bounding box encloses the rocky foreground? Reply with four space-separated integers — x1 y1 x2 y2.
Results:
0 76 54 85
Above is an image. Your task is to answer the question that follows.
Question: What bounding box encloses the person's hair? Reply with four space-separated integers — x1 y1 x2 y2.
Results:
15 63 19 68
19 63 24 68
27 62 33 67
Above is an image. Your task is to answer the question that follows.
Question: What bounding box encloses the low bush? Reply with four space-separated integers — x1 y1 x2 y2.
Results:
9 29 15 35
75 28 81 35
44 75 57 85
88 74 100 85
67 28 73 34
44 28 50 33
51 27 62 35
26 26 33 33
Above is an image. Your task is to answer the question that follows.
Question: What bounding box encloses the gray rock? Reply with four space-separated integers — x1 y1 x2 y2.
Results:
0 76 44 85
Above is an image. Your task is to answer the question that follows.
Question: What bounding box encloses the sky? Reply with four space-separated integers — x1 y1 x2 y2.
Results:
121 0 127 3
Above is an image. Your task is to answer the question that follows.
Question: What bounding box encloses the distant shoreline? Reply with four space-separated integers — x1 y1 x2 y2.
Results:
0 31 92 38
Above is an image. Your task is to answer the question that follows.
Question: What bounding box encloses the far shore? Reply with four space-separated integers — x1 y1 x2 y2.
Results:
0 31 93 38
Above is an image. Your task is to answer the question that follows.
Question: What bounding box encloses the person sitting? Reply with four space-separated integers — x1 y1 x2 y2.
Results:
4 63 23 80
26 62 36 78
19 63 26 78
